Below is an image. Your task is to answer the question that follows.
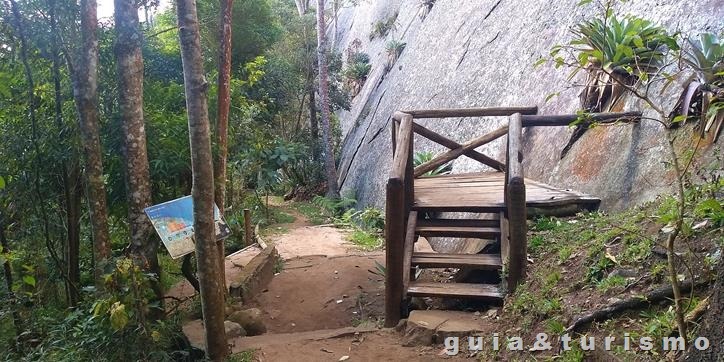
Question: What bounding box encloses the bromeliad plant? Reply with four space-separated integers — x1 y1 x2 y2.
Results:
565 13 678 112
413 151 452 177
385 40 406 71
672 33 723 141
548 7 678 158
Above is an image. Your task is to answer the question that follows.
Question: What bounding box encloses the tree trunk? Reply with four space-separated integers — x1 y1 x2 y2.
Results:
214 0 234 289
685 259 723 361
308 83 319 159
114 0 160 290
316 0 339 198
175 0 228 359
73 0 112 286
214 0 233 215
65 166 83 306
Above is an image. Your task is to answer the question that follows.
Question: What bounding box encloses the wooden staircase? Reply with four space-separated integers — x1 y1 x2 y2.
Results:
383 107 641 327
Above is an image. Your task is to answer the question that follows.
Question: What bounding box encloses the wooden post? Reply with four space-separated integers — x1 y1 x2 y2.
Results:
243 208 252 247
385 177 405 327
402 211 418 302
506 113 527 292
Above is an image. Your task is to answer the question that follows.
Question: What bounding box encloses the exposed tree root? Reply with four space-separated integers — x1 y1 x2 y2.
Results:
566 278 712 333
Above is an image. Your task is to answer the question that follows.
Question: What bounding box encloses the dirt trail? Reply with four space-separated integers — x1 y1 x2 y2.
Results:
171 201 467 360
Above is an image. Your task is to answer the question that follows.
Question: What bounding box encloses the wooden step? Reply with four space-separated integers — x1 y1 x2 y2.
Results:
407 281 503 300
411 252 502 270
415 220 501 238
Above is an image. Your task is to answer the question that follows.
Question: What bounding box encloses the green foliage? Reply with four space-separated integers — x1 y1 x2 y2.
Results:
596 274 627 293
568 14 677 77
312 193 358 218
682 33 724 84
412 151 452 176
385 40 406 70
531 216 560 231
349 229 383 250
344 62 372 83
369 13 398 40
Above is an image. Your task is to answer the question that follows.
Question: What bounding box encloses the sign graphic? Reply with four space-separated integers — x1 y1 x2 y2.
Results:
144 196 231 259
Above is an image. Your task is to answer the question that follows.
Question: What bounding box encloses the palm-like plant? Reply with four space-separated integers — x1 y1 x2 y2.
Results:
385 40 406 71
413 151 452 177
673 33 723 140
571 14 677 112
559 14 677 158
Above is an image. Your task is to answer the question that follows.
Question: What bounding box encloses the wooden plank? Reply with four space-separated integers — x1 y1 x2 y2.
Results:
499 212 509 277
507 114 524 183
415 225 500 238
521 111 641 127
403 106 538 119
402 211 418 300
411 123 505 172
407 282 504 300
384 178 405 327
414 125 508 177
411 253 502 270
391 116 412 180
416 218 499 229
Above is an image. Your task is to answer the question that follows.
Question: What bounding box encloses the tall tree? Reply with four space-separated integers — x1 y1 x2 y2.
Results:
214 0 233 214
114 0 159 286
70 0 112 286
176 0 227 359
214 0 233 289
315 0 339 197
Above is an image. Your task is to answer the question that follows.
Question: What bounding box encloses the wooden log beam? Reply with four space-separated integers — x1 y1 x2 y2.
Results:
384 177 405 328
505 113 526 293
401 211 418 302
414 125 508 177
402 106 538 119
412 123 506 172
391 115 413 180
521 111 641 127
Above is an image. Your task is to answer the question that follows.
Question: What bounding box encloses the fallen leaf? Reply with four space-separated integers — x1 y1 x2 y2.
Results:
339 356 350 361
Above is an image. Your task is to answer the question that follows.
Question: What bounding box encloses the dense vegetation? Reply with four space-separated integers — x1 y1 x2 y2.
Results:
0 0 353 359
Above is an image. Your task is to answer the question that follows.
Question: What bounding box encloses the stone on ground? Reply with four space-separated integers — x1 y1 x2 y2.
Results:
228 308 267 336
400 310 489 347
224 321 246 338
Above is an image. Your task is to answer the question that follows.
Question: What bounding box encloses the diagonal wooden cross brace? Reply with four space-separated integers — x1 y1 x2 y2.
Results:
412 123 507 176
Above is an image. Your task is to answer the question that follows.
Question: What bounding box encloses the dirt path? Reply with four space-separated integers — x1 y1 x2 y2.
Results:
171 201 468 360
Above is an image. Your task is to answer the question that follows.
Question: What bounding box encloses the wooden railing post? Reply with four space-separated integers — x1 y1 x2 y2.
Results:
385 112 413 327
384 177 404 327
505 113 527 293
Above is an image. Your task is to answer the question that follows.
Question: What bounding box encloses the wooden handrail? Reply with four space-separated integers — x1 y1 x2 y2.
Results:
521 111 641 127
411 122 506 172
384 177 405 327
391 114 413 180
402 106 539 119
414 124 508 177
505 113 526 293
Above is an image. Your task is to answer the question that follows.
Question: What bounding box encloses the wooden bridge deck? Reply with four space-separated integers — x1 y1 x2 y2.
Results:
413 172 600 212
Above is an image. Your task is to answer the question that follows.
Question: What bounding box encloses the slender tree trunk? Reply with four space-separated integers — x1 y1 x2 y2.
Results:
48 0 82 305
114 0 161 294
176 0 228 359
70 0 113 286
308 83 319 158
215 0 233 215
214 0 234 289
316 0 339 197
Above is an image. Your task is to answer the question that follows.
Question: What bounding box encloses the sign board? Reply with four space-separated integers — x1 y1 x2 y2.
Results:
144 196 231 259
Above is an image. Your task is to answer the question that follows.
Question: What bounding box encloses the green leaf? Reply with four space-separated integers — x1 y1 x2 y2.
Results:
23 275 36 287
533 58 547 68
109 302 129 331
0 176 4 190
544 92 560 103
671 115 687 124
577 0 592 5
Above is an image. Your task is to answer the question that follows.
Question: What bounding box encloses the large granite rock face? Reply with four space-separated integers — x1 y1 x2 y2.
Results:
333 0 723 215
